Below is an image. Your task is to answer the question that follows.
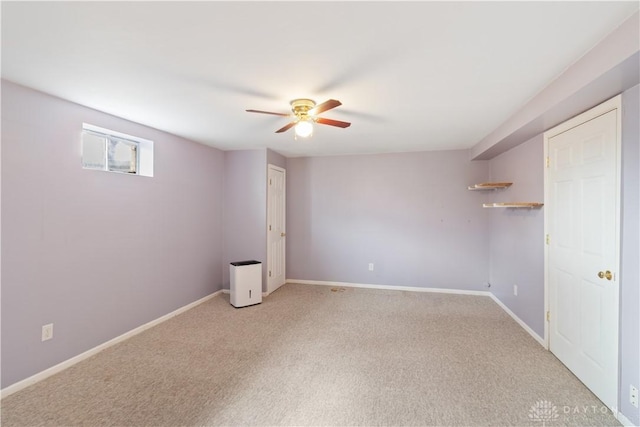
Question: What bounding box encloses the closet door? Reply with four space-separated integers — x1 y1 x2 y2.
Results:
267 165 286 294
545 96 620 412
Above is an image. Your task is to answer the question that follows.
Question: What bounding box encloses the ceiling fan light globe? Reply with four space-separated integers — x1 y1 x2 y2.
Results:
295 121 313 138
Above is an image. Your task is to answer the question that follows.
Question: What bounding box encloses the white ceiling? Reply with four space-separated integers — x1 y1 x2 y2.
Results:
2 1 638 157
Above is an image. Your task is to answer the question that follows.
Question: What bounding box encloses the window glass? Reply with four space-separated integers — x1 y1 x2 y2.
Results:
108 138 137 173
82 132 107 170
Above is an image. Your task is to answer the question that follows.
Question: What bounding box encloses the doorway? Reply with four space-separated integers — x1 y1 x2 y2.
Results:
267 164 286 294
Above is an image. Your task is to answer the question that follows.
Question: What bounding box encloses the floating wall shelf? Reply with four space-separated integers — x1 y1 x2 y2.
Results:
467 182 513 191
483 202 544 209
470 182 542 208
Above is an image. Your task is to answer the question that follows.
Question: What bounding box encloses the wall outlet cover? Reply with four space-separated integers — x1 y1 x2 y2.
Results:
42 323 53 341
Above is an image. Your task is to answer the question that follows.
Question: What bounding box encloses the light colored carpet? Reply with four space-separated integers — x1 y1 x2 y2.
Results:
1 283 620 426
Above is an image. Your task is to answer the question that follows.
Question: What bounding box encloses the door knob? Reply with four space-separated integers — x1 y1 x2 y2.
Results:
598 270 613 280
281 232 286 237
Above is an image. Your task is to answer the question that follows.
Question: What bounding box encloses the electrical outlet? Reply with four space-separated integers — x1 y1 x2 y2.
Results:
513 285 518 296
631 385 638 408
368 263 374 271
42 323 53 341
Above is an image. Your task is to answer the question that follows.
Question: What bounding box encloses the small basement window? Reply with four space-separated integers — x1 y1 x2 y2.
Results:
82 123 154 177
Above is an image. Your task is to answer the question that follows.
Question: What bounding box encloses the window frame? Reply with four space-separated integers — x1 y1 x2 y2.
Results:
82 123 154 177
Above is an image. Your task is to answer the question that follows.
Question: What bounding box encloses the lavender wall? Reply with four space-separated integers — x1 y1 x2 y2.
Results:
222 150 267 289
267 148 286 170
487 135 545 337
1 81 224 388
222 148 286 291
620 84 639 425
286 150 490 289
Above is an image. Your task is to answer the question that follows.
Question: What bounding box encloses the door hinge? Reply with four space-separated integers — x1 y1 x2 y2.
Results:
269 179 272 185
269 270 272 277
546 311 550 322
546 156 550 168
546 234 550 245
269 225 271 231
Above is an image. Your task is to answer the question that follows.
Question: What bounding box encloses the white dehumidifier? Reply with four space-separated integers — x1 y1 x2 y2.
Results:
229 260 262 308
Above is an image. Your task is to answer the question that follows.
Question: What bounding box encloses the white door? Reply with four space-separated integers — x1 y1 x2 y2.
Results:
545 96 620 412
267 165 286 294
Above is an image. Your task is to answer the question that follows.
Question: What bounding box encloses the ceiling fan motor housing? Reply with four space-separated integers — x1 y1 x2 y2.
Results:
290 98 316 119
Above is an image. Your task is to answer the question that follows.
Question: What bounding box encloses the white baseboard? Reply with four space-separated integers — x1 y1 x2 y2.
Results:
287 279 545 348
488 293 546 347
617 411 638 427
1 290 223 399
287 279 491 296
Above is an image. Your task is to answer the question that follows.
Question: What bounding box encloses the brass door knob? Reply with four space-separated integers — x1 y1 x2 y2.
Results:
598 270 613 280
281 232 286 237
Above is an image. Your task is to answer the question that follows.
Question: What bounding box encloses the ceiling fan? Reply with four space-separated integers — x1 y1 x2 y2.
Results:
246 98 351 138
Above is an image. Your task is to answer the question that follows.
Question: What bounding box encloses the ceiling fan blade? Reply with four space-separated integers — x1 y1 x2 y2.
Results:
246 109 290 117
309 99 342 115
275 122 296 133
315 117 351 128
